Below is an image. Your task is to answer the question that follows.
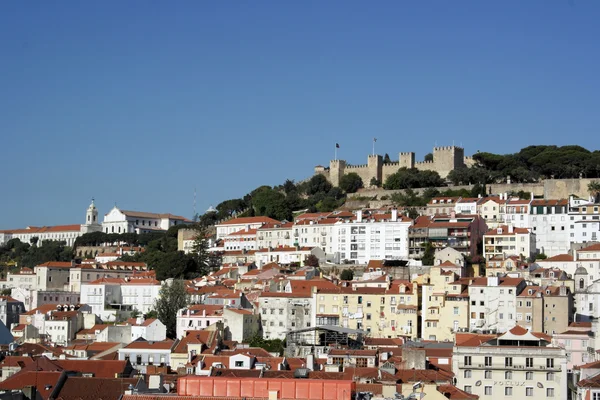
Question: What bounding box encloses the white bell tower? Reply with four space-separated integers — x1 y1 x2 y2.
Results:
81 198 102 234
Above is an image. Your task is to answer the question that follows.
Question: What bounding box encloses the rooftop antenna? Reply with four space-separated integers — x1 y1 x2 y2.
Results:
193 187 197 219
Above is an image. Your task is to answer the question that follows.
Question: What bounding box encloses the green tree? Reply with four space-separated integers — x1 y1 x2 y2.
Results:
305 174 333 196
144 310 158 319
535 253 548 260
369 177 381 188
339 173 364 193
340 269 354 281
421 242 435 266
589 181 600 203
383 153 392 163
29 237 39 247
156 280 189 338
130 309 141 318
424 153 433 162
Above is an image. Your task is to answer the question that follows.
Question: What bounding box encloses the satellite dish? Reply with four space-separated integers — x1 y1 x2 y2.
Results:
537 382 544 388
475 380 482 386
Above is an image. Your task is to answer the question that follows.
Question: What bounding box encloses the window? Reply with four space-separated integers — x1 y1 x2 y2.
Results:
546 388 554 397
484 356 492 366
235 361 244 367
484 386 492 395
505 357 513 367
453 307 459 315
464 386 472 394
358 296 363 304
484 370 492 379
547 372 554 381
464 370 472 378
505 371 512 379
546 358 554 368
505 387 512 396
464 356 471 366
526 387 533 396
526 357 533 368
526 371 533 380
136 355 142 365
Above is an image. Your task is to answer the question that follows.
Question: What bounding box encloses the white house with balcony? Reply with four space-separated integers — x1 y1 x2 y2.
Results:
81 277 161 321
483 225 535 261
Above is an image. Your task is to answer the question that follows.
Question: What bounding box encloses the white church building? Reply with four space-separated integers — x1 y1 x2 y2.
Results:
101 207 192 234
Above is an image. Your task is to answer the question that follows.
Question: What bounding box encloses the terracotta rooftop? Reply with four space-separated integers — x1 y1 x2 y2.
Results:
218 216 280 226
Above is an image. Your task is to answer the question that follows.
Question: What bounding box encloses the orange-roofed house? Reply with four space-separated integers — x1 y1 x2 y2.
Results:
293 217 340 255
176 305 224 339
81 277 161 321
453 327 567 400
477 195 503 228
255 246 322 268
535 252 579 277
222 228 258 252
216 216 281 240
499 195 533 228
568 195 600 244
483 225 535 261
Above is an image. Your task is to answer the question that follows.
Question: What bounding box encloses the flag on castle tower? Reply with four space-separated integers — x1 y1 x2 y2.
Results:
373 137 377 142
336 143 340 148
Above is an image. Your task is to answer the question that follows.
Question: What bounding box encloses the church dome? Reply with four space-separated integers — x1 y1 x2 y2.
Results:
575 266 588 275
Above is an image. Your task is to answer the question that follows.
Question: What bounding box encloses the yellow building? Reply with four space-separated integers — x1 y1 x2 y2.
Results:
313 281 420 339
421 265 470 341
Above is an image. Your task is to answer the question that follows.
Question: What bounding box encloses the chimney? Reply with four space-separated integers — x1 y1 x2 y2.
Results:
306 354 315 371
560 285 567 296
508 225 514 234
530 192 534 200
488 276 499 287
356 210 363 223
22 385 37 400
391 209 398 222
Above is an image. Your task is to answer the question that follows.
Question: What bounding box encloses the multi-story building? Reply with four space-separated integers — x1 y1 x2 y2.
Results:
258 291 313 340
499 196 532 229
552 323 592 371
568 195 600 244
454 197 480 215
477 196 503 228
6 268 37 290
421 266 469 341
222 308 260 342
255 246 320 267
69 261 150 293
10 288 80 312
529 199 569 256
515 285 573 335
102 206 191 234
468 276 527 333
256 222 293 250
293 218 338 254
222 228 257 251
176 305 224 339
453 327 567 400
0 201 102 246
216 216 280 240
332 210 412 265
313 281 420 339
118 340 178 373
426 197 460 216
0 296 25 328
408 214 487 259
485 254 526 277
483 225 535 261
81 277 161 320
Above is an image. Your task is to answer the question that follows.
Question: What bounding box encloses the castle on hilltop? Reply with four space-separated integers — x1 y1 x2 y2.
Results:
314 145 475 187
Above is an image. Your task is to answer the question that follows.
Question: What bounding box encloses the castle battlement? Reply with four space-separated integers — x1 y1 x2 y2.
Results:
314 145 471 187
433 145 463 152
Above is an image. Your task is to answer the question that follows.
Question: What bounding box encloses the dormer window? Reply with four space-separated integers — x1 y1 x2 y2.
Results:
528 289 532 295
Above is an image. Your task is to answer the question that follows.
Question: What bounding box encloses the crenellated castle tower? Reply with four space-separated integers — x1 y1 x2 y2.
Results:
314 145 470 187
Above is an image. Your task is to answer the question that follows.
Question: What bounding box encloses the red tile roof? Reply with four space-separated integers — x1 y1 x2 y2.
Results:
543 253 574 262
0 371 62 399
53 376 141 400
123 340 176 350
218 217 280 226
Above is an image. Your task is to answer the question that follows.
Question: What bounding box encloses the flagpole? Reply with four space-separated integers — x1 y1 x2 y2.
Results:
335 144 337 161
372 139 375 156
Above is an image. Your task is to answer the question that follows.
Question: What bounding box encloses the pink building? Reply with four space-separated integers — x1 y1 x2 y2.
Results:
552 322 592 371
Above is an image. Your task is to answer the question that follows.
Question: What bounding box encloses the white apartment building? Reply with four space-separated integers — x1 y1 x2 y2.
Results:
222 229 257 251
499 197 532 229
568 196 600 244
453 327 567 400
483 225 535 261
454 197 480 215
128 317 167 342
293 218 338 255
176 304 224 339
256 222 294 250
574 244 600 322
102 206 191 234
216 216 280 240
468 276 527 333
6 268 37 291
530 199 569 256
222 308 260 343
258 291 313 340
255 246 320 268
81 277 161 321
333 209 411 265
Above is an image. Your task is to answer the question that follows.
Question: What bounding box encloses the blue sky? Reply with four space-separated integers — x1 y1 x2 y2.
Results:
1 1 599 228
